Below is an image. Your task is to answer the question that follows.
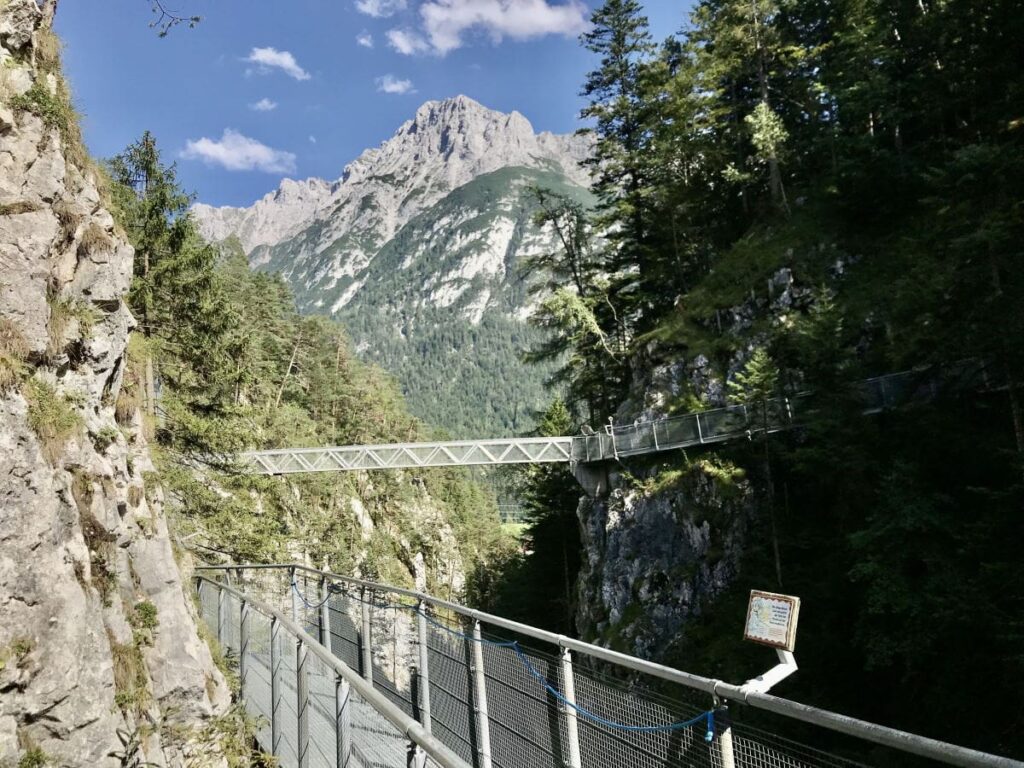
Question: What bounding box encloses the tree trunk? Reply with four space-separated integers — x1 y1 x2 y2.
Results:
275 331 303 409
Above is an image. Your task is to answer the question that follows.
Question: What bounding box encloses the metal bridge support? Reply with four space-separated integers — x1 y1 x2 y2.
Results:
335 675 352 768
216 583 225 646
239 598 250 700
417 601 433 735
319 575 332 650
360 587 373 683
571 461 611 497
270 615 282 757
471 621 494 768
716 705 737 768
290 565 300 624
559 648 583 768
297 638 310 768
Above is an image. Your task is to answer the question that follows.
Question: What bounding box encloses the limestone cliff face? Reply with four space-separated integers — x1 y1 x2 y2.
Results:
0 3 228 766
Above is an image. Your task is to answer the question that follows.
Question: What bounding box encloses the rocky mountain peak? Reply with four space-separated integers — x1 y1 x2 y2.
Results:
194 95 591 254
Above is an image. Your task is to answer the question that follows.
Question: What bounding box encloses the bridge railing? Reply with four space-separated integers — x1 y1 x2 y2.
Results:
195 574 470 768
195 564 1018 768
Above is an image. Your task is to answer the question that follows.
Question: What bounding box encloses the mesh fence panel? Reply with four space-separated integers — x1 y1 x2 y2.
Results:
306 650 338 768
274 621 299 767
427 620 477 765
480 636 562 768
327 592 362 672
370 596 417 718
246 610 274 751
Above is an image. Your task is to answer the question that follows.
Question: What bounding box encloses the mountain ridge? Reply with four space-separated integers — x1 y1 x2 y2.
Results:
192 95 594 436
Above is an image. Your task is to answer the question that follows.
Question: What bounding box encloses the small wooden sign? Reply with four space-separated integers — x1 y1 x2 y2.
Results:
743 590 800 651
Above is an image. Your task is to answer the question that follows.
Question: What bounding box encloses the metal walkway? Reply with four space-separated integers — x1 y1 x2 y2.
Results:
241 364 995 476
195 564 1019 768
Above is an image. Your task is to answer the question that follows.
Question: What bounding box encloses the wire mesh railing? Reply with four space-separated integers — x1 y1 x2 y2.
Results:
196 574 470 768
195 565 1019 768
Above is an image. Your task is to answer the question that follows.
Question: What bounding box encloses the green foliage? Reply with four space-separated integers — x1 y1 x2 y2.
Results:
22 378 82 464
16 748 49 768
522 0 1024 757
476 399 583 633
130 600 159 633
10 81 68 131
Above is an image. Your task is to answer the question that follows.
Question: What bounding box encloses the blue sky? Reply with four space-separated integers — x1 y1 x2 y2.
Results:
56 0 690 207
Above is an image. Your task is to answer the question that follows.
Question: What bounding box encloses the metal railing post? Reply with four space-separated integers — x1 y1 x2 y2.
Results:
471 621 493 768
360 587 373 683
319 575 332 650
270 615 282 757
290 565 300 624
297 638 310 768
335 675 352 768
216 582 225 646
716 705 737 768
417 600 432 734
696 413 705 443
651 421 659 451
239 598 250 700
559 647 583 768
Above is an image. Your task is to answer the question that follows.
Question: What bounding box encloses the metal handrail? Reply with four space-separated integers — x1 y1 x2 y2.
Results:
197 563 1022 768
194 573 471 768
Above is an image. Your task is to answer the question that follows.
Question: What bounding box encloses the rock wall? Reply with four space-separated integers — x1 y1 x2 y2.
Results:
0 3 228 766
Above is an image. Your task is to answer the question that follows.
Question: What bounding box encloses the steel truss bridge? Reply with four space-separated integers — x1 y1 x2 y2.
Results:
194 564 1018 768
241 363 998 480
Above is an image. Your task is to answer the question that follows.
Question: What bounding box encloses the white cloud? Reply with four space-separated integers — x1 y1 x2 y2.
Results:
249 97 278 111
181 129 297 173
309 135 317 144
356 31 374 48
386 28 431 55
375 74 416 95
355 0 407 17
244 47 311 81
406 0 589 55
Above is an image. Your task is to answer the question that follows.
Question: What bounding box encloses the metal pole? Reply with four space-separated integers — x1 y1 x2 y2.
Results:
652 421 659 451
290 565 300 624
696 413 705 444
471 621 493 768
216 582 225 647
559 648 583 768
417 601 432 735
361 586 373 683
239 599 250 700
270 615 281 757
716 705 737 768
319 575 332 650
335 675 352 768
297 638 310 768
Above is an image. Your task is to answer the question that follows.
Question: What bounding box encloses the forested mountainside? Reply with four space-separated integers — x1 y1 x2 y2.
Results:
108 134 507 595
193 97 593 437
485 0 1024 759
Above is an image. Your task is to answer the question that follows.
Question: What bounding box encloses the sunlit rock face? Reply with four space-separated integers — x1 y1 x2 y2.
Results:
0 3 228 765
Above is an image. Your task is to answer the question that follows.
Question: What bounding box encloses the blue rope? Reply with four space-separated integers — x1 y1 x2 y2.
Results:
296 580 715 739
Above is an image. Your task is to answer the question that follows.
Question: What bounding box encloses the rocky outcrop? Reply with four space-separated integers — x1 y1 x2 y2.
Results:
0 3 228 765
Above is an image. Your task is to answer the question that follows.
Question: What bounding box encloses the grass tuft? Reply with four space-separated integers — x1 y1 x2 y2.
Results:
0 200 43 216
23 378 82 464
0 318 30 393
